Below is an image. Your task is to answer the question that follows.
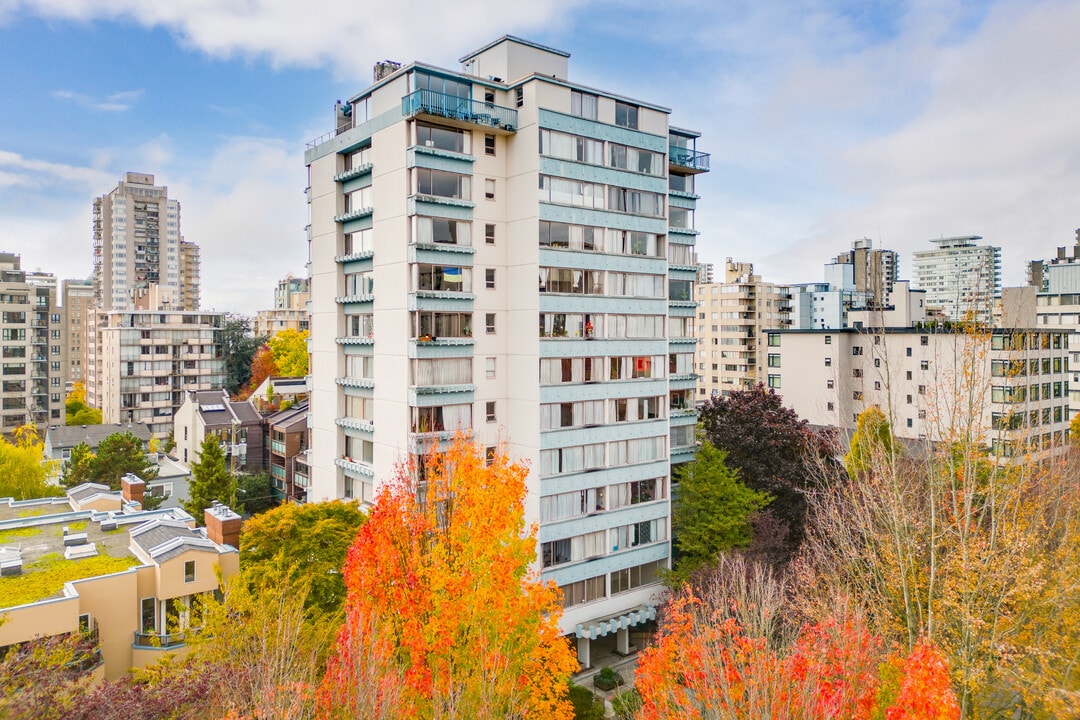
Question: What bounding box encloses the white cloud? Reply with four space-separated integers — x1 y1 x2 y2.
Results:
51 88 143 112
166 136 308 315
6 0 582 81
689 0 1080 289
0 150 114 189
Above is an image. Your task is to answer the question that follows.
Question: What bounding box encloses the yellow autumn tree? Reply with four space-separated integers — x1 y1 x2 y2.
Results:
267 328 309 377
318 434 577 720
800 324 1080 719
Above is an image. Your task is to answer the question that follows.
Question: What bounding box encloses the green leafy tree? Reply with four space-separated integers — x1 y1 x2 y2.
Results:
672 442 772 581
267 328 309 377
221 315 264 397
845 405 898 477
61 442 95 487
66 406 102 426
184 436 237 524
236 471 278 516
239 499 365 618
90 432 158 490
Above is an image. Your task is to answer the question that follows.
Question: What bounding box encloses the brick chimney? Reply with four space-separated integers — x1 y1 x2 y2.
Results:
121 474 145 506
204 502 242 548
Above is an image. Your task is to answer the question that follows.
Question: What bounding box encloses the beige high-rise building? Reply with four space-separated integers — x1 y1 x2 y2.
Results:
0 253 65 431
695 259 791 400
178 240 201 311
92 173 198 312
912 236 1001 322
62 278 94 392
87 309 226 438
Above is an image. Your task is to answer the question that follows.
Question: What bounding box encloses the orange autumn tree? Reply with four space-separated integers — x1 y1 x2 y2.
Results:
236 345 278 400
636 564 960 720
318 434 577 720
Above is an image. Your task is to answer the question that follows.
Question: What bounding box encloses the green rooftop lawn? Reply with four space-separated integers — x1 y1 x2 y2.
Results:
0 526 42 544
0 552 140 608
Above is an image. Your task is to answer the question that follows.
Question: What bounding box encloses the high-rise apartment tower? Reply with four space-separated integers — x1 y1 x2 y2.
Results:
92 173 199 311
304 35 708 666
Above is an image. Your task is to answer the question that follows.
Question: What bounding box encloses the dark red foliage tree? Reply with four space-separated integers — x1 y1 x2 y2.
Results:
697 384 835 562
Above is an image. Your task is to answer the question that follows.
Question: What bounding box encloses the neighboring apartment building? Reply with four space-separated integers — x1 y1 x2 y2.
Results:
0 253 65 431
62 279 94 392
92 172 198 312
767 327 1070 458
172 388 264 470
86 309 226 438
1021 230 1080 415
265 401 310 503
0 482 239 680
304 35 707 665
695 259 791 400
252 273 310 337
912 236 1001 322
824 239 899 310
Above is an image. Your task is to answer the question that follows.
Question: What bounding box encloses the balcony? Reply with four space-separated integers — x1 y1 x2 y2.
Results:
402 89 518 133
669 146 710 174
133 630 189 649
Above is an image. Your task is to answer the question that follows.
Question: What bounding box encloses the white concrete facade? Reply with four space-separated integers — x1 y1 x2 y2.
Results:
912 236 1002 323
768 327 1070 458
304 36 706 649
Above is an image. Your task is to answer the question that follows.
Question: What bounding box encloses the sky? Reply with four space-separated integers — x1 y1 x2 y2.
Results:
1 0 1078 314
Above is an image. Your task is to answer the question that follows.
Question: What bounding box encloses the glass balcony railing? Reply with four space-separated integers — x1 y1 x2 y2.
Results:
669 146 710 173
402 89 518 132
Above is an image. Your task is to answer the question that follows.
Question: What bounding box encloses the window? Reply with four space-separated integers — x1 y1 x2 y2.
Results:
920 335 929 346
484 133 495 156
767 374 781 389
416 121 466 153
485 268 496 289
827 402 834 411
571 90 598 120
485 223 495 245
767 333 780 347
920 360 929 370
852 346 863 355
141 597 156 633
184 560 195 583
515 87 524 108
907 418 913 428
825 357 832 367
906 347 912 357
825 335 832 345
827 379 834 389
615 102 639 129
906 371 913 380
486 357 496 379
485 313 496 334
415 168 470 199
853 368 863 378
485 178 495 200
486 401 496 423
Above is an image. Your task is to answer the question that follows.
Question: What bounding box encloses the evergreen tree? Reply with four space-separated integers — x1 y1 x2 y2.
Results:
91 432 158 490
672 442 772 581
61 442 95 488
184 436 237 524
